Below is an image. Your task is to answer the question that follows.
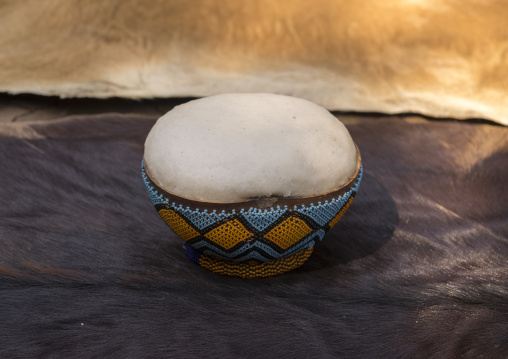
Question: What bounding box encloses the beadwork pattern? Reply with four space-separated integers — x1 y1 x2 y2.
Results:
142 161 362 277
183 243 315 279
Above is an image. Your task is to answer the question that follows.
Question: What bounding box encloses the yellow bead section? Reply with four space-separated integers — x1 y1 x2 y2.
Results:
204 219 253 250
264 216 313 250
158 209 200 241
328 197 354 229
199 247 314 278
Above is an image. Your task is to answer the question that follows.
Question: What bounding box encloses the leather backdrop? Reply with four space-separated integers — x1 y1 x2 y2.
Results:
1 0 507 125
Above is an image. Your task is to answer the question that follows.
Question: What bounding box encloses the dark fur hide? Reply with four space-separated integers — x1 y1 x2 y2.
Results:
0 111 507 358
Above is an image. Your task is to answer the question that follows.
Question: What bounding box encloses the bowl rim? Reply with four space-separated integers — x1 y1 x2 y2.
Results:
143 144 362 211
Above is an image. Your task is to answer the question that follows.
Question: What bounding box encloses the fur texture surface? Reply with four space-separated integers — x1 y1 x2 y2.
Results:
1 0 508 124
0 98 507 358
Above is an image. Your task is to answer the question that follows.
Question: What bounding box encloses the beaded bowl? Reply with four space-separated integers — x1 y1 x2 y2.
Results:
142 147 362 278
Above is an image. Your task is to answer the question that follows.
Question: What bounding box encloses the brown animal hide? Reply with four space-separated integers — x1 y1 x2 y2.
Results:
1 0 507 125
0 96 507 358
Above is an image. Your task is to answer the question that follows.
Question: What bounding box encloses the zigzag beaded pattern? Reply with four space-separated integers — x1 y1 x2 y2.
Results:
183 243 314 279
142 163 362 262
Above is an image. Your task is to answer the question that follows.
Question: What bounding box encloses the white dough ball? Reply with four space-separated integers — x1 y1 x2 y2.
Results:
144 93 357 201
